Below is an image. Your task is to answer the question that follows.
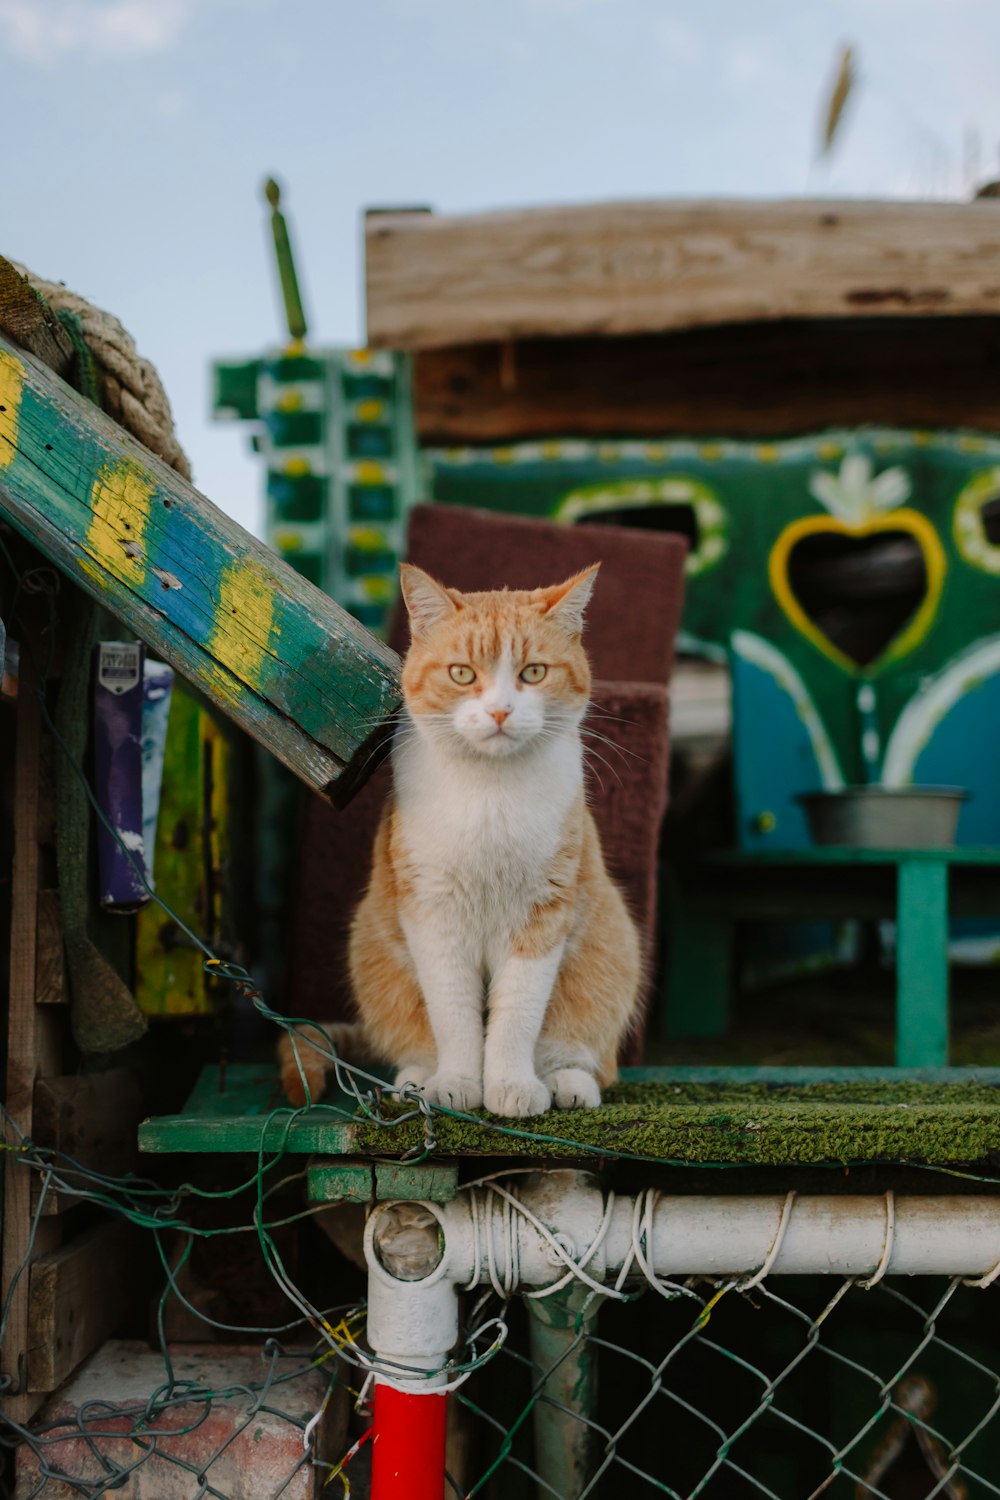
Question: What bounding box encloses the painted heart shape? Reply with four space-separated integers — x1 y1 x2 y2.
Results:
769 510 946 674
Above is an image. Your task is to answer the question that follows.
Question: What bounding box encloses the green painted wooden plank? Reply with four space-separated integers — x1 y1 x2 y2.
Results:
620 1066 1000 1084
139 1064 1000 1166
134 685 214 1016
0 336 401 800
305 1160 373 1203
708 847 1000 866
305 1157 460 1203
137 1064 358 1154
374 1160 458 1201
896 857 950 1068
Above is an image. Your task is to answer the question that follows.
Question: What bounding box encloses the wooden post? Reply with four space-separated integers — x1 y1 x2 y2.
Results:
2 650 43 1420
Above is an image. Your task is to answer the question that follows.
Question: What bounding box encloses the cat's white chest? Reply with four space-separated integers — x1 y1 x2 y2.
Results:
392 730 580 936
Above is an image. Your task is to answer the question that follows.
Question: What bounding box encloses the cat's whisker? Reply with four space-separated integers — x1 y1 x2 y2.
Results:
583 744 625 789
583 706 640 728
582 728 648 765
352 702 410 726
586 763 607 794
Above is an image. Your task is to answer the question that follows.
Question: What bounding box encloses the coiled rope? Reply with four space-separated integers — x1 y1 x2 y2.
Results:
8 259 191 479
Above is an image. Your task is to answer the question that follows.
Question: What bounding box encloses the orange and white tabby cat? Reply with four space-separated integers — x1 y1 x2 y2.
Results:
280 562 641 1118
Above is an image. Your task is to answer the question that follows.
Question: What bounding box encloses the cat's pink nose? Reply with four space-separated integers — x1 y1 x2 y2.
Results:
490 708 511 727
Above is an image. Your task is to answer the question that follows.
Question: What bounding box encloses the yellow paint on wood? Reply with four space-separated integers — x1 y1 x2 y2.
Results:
0 350 25 469
84 458 155 589
209 559 277 701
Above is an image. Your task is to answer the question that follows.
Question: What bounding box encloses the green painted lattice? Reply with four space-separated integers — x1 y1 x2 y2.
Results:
213 344 420 635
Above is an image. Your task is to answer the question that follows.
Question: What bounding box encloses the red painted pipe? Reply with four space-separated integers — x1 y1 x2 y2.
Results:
371 1381 448 1500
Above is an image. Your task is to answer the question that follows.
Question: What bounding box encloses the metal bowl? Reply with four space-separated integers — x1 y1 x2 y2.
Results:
797 787 968 849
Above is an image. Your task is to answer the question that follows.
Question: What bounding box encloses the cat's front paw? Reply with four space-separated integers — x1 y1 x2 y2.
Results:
424 1073 484 1111
394 1062 433 1091
545 1068 601 1109
484 1076 552 1118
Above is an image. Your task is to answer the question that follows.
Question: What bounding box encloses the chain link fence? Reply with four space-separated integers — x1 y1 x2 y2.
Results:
5 1119 1000 1498
450 1272 1000 1499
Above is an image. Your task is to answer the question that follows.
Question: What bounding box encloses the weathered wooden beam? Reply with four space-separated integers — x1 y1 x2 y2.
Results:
33 1071 142 1179
366 197 1000 350
26 1220 138 1391
0 336 401 802
414 317 1000 444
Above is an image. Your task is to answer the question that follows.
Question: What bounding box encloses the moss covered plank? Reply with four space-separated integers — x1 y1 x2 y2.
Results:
139 1064 1000 1169
0 336 401 801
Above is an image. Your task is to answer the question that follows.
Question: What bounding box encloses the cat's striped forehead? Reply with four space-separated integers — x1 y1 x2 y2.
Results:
434 591 564 660
401 586 592 701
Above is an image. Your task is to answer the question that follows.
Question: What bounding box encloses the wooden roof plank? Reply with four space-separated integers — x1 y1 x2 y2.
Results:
0 335 401 802
366 197 1000 349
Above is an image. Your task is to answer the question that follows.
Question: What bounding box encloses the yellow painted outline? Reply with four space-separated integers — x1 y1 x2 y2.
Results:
952 467 1000 576
769 508 947 677
0 350 25 471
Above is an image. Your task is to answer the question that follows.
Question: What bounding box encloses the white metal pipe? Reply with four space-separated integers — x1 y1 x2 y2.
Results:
364 1202 457 1391
427 1173 1000 1286
362 1173 1000 1394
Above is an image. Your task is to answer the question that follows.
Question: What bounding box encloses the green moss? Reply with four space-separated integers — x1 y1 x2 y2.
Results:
352 1081 1000 1168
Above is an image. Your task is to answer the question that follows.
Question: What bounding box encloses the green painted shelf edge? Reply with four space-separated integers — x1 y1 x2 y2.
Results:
706 847 1000 865
138 1064 1000 1168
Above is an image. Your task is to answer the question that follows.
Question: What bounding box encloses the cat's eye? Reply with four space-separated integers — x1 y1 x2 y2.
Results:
449 664 476 685
520 664 547 684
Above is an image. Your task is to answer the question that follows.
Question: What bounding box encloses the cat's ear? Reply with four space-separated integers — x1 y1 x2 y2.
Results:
399 564 460 637
538 564 600 635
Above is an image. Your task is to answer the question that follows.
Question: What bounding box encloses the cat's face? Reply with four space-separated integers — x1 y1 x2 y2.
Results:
399 564 598 759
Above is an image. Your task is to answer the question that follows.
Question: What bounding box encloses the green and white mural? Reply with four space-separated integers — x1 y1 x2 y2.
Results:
428 430 1000 854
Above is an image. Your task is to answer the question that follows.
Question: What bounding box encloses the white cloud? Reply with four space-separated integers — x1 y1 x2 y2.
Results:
0 0 192 63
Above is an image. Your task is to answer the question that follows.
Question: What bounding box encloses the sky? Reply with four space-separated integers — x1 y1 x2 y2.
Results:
5 0 1000 537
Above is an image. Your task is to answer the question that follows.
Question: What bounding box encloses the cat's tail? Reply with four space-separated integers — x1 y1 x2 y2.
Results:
278 1020 373 1105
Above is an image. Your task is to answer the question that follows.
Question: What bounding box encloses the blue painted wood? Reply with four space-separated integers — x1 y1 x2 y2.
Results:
731 649 818 851
914 678 1000 840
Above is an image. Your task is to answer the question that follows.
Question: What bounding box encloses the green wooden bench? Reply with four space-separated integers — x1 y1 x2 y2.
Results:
140 1061 1000 1174
665 847 1000 1068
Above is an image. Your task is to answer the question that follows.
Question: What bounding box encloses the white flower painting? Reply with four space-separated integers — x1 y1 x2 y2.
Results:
808 454 911 526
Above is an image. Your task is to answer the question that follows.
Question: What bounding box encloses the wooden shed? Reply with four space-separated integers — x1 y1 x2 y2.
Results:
0 259 401 1428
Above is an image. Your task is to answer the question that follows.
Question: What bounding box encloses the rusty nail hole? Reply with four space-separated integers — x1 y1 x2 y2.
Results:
162 499 173 508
